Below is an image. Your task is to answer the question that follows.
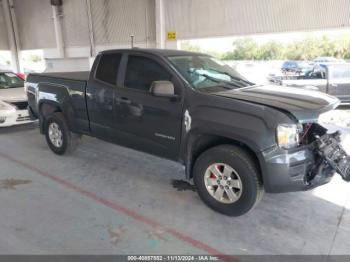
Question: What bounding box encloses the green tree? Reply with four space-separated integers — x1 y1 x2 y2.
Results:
212 34 350 61
285 37 322 60
180 41 201 52
330 35 350 58
257 41 284 60
343 37 350 59
222 38 259 60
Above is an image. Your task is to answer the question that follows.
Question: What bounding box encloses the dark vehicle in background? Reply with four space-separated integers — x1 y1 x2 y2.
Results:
281 60 313 74
26 49 350 216
274 63 350 105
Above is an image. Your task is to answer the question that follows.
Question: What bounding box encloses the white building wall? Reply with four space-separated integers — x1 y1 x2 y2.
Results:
45 57 90 72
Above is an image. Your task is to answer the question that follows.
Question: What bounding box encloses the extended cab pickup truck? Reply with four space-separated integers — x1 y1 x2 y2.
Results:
271 63 350 105
26 49 350 216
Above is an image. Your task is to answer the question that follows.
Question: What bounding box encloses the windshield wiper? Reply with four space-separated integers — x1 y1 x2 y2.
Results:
207 68 254 86
194 73 238 89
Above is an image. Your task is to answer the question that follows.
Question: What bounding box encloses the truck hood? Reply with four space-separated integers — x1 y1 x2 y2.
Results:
282 79 327 87
214 85 340 122
0 87 27 103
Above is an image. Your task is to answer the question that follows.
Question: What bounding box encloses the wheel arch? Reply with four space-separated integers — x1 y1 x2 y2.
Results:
38 100 63 134
185 133 263 184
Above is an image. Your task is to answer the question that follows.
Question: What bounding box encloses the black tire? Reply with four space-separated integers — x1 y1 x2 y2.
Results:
193 145 263 216
44 112 81 155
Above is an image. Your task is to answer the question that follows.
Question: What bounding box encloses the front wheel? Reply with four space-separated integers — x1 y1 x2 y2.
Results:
193 145 263 216
45 112 81 155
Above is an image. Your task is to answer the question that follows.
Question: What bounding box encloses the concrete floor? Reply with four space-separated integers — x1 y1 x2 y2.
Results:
0 123 350 258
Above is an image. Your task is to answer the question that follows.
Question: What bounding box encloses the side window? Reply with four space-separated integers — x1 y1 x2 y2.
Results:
124 56 171 92
95 54 122 85
331 67 350 79
311 69 326 79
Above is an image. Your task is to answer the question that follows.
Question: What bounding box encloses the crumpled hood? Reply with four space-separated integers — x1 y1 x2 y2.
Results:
0 87 27 103
214 85 340 122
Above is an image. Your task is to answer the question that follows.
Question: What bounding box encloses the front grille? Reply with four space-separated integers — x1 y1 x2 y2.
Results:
0 116 6 124
10 101 28 110
16 115 30 122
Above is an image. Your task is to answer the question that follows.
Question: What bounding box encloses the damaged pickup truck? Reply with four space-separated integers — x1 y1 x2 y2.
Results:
25 49 350 216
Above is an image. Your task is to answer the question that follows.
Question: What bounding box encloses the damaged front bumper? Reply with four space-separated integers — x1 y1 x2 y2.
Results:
313 131 350 182
261 127 349 193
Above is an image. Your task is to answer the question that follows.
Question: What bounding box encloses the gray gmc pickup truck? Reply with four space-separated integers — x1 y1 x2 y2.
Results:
26 49 350 216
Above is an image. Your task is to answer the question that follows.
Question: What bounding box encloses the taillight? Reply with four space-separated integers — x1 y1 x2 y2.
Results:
17 73 26 80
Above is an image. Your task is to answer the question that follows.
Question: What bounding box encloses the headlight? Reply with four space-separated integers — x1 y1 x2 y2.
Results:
276 124 299 149
0 101 14 110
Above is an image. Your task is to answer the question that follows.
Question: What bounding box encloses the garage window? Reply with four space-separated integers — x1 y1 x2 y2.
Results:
95 54 122 85
124 56 171 92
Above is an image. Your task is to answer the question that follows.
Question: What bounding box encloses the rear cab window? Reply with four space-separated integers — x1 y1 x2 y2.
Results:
95 54 122 85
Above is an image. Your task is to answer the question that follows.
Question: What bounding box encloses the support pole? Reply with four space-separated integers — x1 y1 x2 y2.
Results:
52 4 64 58
2 0 20 72
155 0 165 49
85 0 95 57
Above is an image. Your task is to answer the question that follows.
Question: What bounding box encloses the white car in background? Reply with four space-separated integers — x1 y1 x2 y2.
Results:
0 71 32 127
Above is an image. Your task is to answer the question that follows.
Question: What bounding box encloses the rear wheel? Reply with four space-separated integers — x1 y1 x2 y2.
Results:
45 112 81 155
193 145 263 216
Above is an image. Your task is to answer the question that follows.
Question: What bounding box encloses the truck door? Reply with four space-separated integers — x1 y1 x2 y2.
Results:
328 64 350 104
302 67 328 93
113 53 184 159
86 53 122 139
283 67 327 93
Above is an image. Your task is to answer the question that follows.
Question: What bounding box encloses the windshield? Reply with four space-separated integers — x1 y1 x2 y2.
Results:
0 72 24 89
167 55 253 90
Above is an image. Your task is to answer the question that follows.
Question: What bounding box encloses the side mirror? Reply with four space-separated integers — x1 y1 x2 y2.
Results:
150 81 179 100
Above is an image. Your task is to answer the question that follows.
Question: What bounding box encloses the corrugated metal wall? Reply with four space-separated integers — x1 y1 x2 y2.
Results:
0 3 9 50
13 0 90 50
14 0 56 49
5 0 350 51
61 0 90 47
11 0 156 50
164 0 350 39
90 0 155 46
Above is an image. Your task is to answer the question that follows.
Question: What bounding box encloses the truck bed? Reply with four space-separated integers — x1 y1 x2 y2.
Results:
29 71 90 82
26 71 90 134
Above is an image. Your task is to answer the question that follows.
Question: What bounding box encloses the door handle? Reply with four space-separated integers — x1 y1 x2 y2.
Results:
117 97 132 104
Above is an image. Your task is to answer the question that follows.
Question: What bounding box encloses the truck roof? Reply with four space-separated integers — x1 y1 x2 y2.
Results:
27 49 208 83
100 48 209 57
317 62 349 67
